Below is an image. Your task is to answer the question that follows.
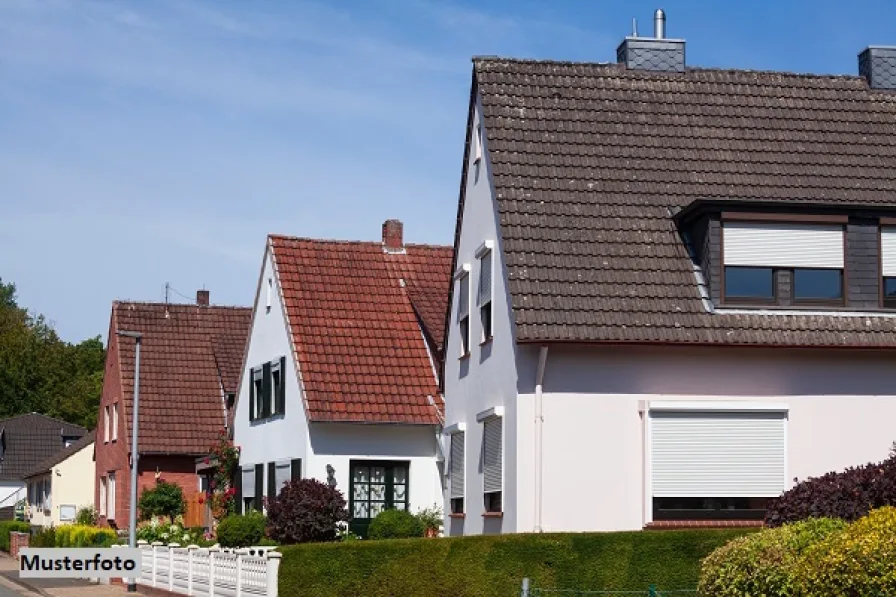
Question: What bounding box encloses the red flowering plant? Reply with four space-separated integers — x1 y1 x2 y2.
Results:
204 429 241 524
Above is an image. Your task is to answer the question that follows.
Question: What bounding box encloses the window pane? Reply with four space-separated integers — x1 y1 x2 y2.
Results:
885 277 896 299
793 269 842 301
724 267 774 299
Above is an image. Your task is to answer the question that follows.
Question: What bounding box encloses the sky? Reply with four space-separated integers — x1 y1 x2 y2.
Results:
3 0 896 343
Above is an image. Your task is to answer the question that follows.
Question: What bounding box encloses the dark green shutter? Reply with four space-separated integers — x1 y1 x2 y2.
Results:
275 356 286 415
262 362 272 418
291 459 302 481
268 462 276 504
234 467 243 514
248 367 256 422
254 464 263 511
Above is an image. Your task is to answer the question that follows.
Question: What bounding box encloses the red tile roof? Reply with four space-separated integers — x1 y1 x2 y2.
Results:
112 301 251 454
270 235 452 425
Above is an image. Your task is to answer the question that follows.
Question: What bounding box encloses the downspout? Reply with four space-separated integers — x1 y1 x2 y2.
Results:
534 345 549 533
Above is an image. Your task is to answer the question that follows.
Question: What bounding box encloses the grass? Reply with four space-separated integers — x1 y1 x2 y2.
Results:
279 528 754 597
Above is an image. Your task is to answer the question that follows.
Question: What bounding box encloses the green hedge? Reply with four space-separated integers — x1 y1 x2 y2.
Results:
54 525 118 547
0 521 31 551
279 529 754 597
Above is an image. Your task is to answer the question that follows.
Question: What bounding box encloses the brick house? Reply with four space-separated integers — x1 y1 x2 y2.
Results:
94 291 250 529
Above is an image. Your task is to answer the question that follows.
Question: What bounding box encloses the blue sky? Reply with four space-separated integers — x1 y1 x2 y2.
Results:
2 0 895 342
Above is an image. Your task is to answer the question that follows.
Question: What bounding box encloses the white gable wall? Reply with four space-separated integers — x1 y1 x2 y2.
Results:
444 93 521 536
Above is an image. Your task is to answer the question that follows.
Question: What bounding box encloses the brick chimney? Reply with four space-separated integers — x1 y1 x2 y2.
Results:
196 290 210 306
382 219 404 252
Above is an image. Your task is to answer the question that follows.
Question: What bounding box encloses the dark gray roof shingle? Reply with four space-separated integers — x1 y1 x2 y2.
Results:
474 58 896 346
23 430 96 479
0 413 86 482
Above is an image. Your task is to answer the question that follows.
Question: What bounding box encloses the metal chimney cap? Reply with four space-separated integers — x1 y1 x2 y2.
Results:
654 8 666 39
655 8 666 18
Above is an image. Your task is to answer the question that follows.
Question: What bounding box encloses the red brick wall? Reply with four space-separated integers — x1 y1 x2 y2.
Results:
10 532 28 559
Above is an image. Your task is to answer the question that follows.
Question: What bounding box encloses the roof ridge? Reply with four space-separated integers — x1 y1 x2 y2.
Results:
269 234 450 250
113 300 251 311
0 412 86 430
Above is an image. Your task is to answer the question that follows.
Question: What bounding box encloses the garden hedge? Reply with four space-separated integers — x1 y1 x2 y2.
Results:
0 521 30 551
54 525 118 547
279 529 753 597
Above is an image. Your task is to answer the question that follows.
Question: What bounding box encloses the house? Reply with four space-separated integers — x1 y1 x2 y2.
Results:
23 431 96 528
444 12 896 535
233 221 452 536
0 413 86 520
94 291 251 529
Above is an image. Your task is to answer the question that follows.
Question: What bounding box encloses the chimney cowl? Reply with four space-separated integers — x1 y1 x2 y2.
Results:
617 8 684 72
859 46 896 90
196 290 210 306
382 219 404 253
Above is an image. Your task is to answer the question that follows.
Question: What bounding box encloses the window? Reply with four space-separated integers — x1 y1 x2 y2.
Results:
266 277 272 313
274 462 291 493
482 417 503 513
104 406 110 443
724 267 774 301
653 497 771 521
111 403 119 441
99 477 107 516
349 461 410 537
107 472 116 520
250 367 264 421
242 466 256 512
457 270 470 357
793 268 843 302
473 124 482 164
881 227 896 308
477 247 493 342
43 479 51 511
272 357 286 416
449 432 465 514
250 358 286 422
884 277 896 308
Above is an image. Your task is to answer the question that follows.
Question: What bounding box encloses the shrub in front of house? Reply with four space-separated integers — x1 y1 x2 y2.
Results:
136 515 201 545
75 505 98 526
30 527 56 548
765 443 896 526
216 512 267 547
54 525 118 547
138 479 186 522
0 521 31 551
697 517 846 597
799 506 896 596
266 478 348 544
367 509 425 540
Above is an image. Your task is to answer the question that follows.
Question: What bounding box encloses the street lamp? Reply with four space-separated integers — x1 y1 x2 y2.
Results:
117 330 142 593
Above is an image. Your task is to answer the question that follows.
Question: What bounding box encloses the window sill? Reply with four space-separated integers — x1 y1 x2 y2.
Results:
458 352 470 361
644 520 764 530
482 512 504 518
479 336 493 347
449 513 466 519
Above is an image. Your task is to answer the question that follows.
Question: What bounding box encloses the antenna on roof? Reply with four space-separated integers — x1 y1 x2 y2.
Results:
632 17 638 37
164 282 170 318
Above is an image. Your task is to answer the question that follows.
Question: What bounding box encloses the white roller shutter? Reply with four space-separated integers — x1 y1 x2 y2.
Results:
651 411 786 498
724 222 844 268
242 466 255 498
450 432 465 499
882 228 896 276
483 418 503 493
478 251 492 306
275 462 291 491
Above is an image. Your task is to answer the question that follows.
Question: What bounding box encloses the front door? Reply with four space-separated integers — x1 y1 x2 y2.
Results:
348 461 409 537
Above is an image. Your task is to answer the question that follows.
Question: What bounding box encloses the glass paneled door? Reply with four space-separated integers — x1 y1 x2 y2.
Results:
349 461 409 537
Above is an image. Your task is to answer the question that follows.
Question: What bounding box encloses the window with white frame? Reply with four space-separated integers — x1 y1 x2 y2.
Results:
112 402 118 441
482 417 503 513
43 478 51 511
456 267 471 356
449 432 465 514
103 406 110 443
477 244 493 341
242 466 256 512
99 476 107 516
107 472 116 520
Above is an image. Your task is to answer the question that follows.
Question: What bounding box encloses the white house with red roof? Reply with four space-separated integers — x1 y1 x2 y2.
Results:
233 220 452 536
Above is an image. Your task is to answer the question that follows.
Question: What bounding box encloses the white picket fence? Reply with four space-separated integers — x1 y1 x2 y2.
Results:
130 540 281 597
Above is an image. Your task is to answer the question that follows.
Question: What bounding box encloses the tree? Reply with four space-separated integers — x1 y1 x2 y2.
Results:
138 480 186 523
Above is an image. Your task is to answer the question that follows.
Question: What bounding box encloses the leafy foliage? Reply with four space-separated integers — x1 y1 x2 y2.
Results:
202 430 240 523
52 525 117 547
138 480 186 522
75 505 98 526
367 509 425 540
414 505 443 536
30 527 56 548
278 528 753 597
0 521 30 551
266 478 348 544
697 518 846 597
216 512 268 547
0 278 104 428
765 443 896 526
136 515 202 545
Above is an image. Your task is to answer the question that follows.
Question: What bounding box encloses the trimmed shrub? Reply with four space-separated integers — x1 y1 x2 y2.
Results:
697 517 846 597
800 506 896 596
53 525 117 547
216 512 267 548
75 505 98 526
279 528 754 597
138 480 186 522
267 479 348 544
367 509 424 540
30 527 56 548
766 443 896 526
0 521 30 551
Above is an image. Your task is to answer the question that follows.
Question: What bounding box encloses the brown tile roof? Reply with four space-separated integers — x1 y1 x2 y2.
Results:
0 413 86 481
270 235 452 424
473 57 896 347
113 301 251 454
23 430 96 479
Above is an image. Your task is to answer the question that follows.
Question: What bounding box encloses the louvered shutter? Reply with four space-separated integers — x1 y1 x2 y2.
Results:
267 462 276 504
275 356 286 415
450 433 465 499
248 367 256 422
651 411 787 497
723 222 844 268
254 463 264 511
262 362 272 418
483 418 503 493
882 228 896 276
478 252 492 306
458 275 469 319
291 459 302 481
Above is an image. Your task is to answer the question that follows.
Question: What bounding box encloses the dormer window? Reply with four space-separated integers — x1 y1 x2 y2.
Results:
881 227 896 308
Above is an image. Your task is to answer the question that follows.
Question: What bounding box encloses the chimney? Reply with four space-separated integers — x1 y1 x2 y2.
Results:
859 47 896 90
382 219 404 252
196 289 210 306
617 8 685 73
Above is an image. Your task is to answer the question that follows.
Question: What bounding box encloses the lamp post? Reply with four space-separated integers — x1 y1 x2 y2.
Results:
117 330 142 593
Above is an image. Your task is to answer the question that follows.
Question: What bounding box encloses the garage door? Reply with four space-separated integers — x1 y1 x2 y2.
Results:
651 410 787 498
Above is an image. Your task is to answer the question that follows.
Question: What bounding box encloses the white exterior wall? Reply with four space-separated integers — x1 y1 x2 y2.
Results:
516 344 896 532
444 93 522 536
49 441 96 526
25 475 50 527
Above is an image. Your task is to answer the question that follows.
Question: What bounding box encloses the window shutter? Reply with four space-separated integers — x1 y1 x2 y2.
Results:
483 418 503 493
723 222 844 268
290 458 302 481
233 466 243 515
254 463 264 511
241 467 255 499
478 252 492 306
458 275 469 319
275 462 291 490
275 356 286 415
882 227 896 276
248 367 256 422
262 362 272 418
450 432 465 499
267 462 276 504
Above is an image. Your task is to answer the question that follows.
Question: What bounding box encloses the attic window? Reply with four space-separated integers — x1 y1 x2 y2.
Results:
473 124 482 164
456 266 471 357
881 227 896 308
476 242 494 342
266 278 272 313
